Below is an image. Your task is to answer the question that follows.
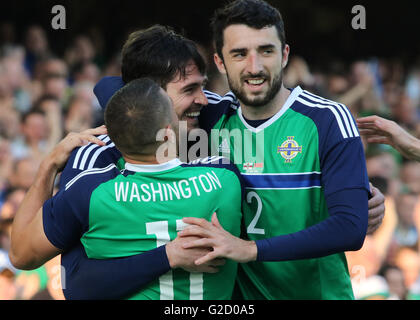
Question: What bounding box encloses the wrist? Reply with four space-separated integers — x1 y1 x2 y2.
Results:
247 240 258 262
40 155 60 173
241 240 258 263
165 242 177 269
33 156 60 190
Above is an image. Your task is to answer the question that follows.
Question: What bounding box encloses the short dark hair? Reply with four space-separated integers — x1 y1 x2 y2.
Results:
211 0 286 60
105 78 172 156
121 25 207 88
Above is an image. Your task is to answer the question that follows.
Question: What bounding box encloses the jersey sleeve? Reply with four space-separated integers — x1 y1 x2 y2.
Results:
58 136 122 190
61 243 170 300
43 184 90 251
45 165 117 251
319 121 370 198
292 92 371 195
256 188 368 261
94 76 125 109
199 91 239 134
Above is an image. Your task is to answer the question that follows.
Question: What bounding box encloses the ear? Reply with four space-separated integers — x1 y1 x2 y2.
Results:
165 124 176 142
214 53 227 75
282 44 290 69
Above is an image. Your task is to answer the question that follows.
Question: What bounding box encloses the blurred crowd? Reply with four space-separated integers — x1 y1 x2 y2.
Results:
1 21 420 300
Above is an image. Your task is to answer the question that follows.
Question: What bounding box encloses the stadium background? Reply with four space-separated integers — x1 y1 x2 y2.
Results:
1 0 420 299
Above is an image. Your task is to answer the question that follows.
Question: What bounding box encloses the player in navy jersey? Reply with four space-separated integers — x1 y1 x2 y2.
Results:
38 21 384 299
10 78 244 300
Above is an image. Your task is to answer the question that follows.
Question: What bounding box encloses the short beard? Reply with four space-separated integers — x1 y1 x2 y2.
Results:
227 70 283 107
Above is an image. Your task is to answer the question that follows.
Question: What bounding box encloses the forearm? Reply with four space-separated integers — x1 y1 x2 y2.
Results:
256 189 368 261
397 133 420 161
62 244 170 300
10 127 108 269
62 234 219 299
10 159 58 262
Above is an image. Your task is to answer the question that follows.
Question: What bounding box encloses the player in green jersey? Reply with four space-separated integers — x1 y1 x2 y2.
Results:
10 78 243 300
178 0 372 299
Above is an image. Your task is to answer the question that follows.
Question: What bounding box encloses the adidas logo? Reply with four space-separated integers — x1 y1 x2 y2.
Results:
218 139 230 153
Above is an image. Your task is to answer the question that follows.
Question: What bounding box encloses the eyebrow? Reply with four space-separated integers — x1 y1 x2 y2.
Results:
229 44 276 55
229 48 247 55
259 44 276 51
181 77 208 91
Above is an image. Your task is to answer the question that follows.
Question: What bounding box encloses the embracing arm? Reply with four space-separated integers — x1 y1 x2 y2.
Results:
9 127 107 270
9 160 62 270
62 244 170 300
179 136 371 264
180 188 368 263
254 188 368 261
62 236 223 300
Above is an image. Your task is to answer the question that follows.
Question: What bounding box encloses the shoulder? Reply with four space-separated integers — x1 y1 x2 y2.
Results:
292 89 359 141
67 134 121 171
184 156 242 181
186 155 233 167
204 90 240 109
64 163 119 192
199 91 240 132
94 76 125 109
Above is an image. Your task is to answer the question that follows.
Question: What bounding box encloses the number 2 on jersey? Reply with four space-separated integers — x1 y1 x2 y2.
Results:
246 191 265 235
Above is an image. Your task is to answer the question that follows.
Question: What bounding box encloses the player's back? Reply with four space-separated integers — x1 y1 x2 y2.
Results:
77 157 243 300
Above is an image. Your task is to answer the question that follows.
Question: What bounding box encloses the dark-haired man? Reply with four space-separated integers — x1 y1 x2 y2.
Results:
10 78 243 299
59 25 209 185
179 0 370 299
45 13 383 299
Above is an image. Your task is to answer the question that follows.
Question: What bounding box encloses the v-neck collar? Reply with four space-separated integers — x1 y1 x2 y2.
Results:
237 86 303 133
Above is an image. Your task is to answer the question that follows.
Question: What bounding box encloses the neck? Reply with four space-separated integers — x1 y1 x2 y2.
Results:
123 153 177 165
240 84 291 120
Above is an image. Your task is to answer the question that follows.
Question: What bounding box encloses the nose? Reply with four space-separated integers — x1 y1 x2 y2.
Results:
194 88 208 106
246 52 263 75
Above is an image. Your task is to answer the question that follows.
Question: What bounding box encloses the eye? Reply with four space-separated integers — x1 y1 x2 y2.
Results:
263 49 274 55
232 52 246 59
183 86 196 95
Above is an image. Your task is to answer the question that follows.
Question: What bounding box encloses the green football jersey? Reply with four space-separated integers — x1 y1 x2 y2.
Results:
43 157 243 300
206 86 370 299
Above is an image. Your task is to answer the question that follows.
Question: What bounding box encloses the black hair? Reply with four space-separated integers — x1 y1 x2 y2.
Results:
121 25 206 88
105 78 172 156
211 0 286 60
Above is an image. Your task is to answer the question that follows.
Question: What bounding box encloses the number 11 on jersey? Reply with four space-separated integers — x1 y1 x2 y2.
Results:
146 220 204 300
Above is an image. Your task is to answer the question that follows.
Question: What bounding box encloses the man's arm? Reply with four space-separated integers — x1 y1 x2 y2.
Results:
179 187 368 264
62 238 225 300
9 127 107 270
179 121 371 263
357 115 420 161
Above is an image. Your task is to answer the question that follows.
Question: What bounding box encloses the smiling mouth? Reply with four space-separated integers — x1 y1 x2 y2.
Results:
245 79 266 85
184 111 200 118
